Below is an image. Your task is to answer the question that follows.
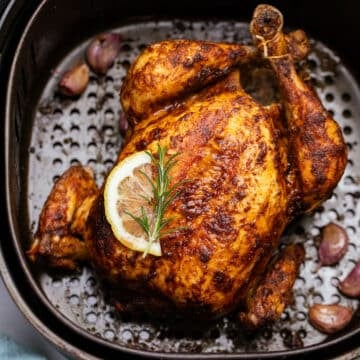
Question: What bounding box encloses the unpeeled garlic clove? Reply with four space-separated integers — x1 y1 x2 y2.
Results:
119 112 129 137
58 63 90 97
86 33 121 74
338 261 360 298
318 223 348 266
308 304 352 334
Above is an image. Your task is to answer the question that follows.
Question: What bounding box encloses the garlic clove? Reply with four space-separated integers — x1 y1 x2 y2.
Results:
318 223 348 266
119 112 129 137
308 304 352 334
86 33 121 74
338 261 360 298
58 63 90 97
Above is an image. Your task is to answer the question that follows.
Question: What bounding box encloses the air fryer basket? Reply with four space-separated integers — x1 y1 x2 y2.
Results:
3 0 360 358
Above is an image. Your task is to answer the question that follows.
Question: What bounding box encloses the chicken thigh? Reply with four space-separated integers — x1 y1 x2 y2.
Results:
29 5 347 327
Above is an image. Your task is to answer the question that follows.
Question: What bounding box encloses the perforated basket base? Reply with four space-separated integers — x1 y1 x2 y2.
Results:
27 20 360 355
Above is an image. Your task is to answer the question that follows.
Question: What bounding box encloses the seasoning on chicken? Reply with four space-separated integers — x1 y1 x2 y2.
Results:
29 4 347 327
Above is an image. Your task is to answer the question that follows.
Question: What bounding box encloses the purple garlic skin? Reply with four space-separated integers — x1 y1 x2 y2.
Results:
338 261 360 298
86 33 121 74
119 112 129 138
58 63 90 97
309 304 352 334
318 223 349 266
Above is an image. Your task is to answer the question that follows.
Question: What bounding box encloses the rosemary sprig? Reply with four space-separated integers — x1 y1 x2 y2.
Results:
125 144 185 257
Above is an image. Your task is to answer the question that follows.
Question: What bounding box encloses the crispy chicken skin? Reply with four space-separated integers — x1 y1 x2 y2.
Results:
239 243 305 328
28 166 98 270
29 5 347 326
120 40 256 120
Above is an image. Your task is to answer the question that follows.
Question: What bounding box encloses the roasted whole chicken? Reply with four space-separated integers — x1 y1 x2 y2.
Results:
29 5 347 328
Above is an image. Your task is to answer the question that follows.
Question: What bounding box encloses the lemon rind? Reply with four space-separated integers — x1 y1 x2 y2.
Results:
104 152 162 256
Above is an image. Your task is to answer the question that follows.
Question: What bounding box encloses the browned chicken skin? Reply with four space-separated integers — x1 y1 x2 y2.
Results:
29 5 347 326
28 166 98 270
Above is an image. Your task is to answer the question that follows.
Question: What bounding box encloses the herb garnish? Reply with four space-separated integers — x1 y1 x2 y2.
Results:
125 144 185 257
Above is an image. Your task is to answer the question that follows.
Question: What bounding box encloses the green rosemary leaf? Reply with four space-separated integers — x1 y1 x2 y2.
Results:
163 191 181 211
138 169 156 194
124 208 150 235
160 226 189 238
125 144 186 257
144 149 157 164
139 194 152 204
158 216 175 231
163 180 189 210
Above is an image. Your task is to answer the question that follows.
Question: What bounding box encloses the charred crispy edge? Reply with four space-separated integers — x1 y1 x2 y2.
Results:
28 165 99 270
27 234 89 270
250 5 310 62
250 4 283 42
285 30 310 61
85 193 117 266
238 243 305 329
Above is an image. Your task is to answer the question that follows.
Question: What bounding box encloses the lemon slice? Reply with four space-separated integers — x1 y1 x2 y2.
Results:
104 151 161 256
